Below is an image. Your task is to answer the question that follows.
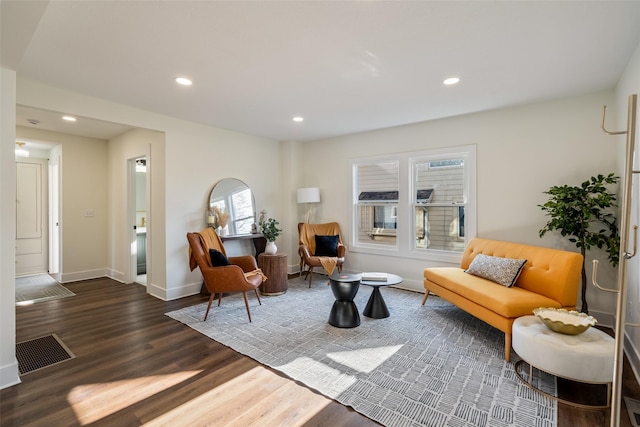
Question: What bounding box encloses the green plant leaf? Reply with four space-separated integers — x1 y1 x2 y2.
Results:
538 173 620 313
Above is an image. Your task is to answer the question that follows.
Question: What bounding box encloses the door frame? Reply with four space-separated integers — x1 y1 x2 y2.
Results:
127 155 150 285
48 153 61 280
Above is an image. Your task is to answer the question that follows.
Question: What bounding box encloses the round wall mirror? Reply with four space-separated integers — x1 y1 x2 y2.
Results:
208 178 256 236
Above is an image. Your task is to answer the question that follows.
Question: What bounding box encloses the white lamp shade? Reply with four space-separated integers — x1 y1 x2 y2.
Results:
297 187 320 204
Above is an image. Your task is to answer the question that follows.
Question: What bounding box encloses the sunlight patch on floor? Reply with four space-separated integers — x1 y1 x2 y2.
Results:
277 356 357 395
327 344 403 373
67 370 202 425
144 366 330 426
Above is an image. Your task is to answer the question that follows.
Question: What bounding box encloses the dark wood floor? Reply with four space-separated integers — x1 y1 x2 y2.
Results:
1 277 639 426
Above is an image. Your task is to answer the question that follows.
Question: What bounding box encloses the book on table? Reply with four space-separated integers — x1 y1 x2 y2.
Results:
361 272 388 281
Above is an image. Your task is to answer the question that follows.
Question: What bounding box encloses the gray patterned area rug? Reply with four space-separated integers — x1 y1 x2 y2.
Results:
15 274 75 306
166 276 556 427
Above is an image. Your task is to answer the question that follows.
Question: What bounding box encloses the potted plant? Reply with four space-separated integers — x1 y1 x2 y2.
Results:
538 173 620 314
260 217 282 254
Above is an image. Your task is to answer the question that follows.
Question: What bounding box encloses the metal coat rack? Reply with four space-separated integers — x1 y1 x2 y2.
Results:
593 94 638 427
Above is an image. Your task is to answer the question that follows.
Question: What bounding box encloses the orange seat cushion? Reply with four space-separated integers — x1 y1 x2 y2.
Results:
424 268 562 318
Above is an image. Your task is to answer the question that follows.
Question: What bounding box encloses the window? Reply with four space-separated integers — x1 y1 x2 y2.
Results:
351 146 476 261
374 206 397 229
353 161 399 247
414 157 466 252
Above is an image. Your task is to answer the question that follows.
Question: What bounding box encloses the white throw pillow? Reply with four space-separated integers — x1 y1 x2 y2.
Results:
465 254 527 287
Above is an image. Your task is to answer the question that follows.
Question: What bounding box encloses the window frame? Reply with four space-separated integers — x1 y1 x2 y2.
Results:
352 159 401 250
350 145 476 263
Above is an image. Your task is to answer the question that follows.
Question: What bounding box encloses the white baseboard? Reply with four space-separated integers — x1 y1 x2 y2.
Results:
288 263 303 275
588 309 615 329
147 281 202 301
146 282 167 300
0 360 21 390
59 268 109 284
588 310 640 386
392 279 422 293
105 269 126 283
625 331 640 387
57 270 202 302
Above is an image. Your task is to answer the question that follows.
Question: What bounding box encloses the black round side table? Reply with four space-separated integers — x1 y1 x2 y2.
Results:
360 273 403 319
328 273 361 328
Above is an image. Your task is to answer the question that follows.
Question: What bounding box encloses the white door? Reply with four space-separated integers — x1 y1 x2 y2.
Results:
16 160 48 276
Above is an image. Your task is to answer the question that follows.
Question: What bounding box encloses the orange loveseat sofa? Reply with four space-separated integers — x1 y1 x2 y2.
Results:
422 238 583 362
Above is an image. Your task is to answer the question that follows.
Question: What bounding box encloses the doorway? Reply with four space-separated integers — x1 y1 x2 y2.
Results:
129 156 148 285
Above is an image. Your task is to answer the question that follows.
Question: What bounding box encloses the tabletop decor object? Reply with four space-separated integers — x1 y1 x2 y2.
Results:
260 217 282 254
533 307 597 335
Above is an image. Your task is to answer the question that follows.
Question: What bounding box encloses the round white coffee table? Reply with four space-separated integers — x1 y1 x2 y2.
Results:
512 315 614 409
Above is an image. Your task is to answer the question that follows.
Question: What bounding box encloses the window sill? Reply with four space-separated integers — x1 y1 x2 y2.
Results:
349 244 463 264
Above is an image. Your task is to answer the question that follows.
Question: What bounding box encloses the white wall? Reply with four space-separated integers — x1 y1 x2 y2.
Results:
107 128 165 293
296 91 620 313
16 77 283 301
0 68 20 389
161 120 281 299
16 127 109 282
614 40 640 381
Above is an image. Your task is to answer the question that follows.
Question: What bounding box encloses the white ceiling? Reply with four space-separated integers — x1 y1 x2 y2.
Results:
4 1 640 142
15 106 135 143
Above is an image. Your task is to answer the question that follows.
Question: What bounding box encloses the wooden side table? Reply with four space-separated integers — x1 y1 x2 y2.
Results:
258 253 288 296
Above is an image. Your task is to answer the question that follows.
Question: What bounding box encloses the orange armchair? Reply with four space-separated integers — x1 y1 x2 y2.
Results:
298 222 346 287
187 228 264 322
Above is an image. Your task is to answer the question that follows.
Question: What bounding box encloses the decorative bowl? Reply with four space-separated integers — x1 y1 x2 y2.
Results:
532 307 597 335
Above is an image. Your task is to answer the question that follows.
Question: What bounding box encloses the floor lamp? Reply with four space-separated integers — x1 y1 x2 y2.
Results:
297 187 321 223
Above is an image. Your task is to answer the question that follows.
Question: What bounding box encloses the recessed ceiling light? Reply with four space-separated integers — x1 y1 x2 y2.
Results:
293 116 304 122
175 77 193 86
62 116 77 122
443 77 460 86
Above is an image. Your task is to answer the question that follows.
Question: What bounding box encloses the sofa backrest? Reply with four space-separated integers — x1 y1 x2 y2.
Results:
460 238 583 307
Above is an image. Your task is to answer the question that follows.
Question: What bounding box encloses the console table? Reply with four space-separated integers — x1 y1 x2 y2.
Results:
220 233 267 259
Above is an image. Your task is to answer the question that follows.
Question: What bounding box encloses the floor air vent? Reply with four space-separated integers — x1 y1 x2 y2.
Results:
16 334 75 375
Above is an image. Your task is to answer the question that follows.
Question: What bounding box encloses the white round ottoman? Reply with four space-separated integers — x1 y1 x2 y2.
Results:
512 315 614 408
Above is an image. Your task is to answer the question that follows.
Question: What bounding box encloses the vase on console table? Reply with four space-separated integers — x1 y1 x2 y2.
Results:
265 241 277 255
